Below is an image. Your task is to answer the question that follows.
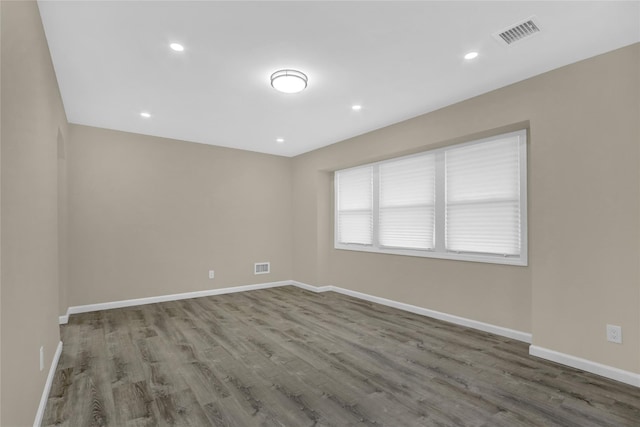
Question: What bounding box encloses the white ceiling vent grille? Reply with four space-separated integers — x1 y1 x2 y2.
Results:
494 17 541 45
254 262 270 275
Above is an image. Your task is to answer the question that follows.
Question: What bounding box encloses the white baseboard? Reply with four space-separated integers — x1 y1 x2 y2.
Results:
290 281 532 343
293 281 639 388
59 280 531 343
55 279 638 389
34 341 63 427
529 345 640 388
58 280 291 324
290 280 332 293
333 285 532 343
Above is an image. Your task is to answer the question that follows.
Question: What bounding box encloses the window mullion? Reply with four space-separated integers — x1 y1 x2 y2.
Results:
372 164 380 249
434 151 446 253
518 134 528 262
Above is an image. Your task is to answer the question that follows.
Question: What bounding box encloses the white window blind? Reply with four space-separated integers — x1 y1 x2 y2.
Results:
445 136 521 255
334 129 527 266
335 166 373 245
379 154 435 249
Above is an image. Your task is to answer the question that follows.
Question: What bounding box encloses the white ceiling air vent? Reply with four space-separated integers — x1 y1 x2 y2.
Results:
494 17 541 45
254 262 270 275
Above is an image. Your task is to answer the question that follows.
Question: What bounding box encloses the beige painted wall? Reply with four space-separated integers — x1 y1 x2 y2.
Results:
1 1 68 425
67 125 293 307
292 44 640 373
529 45 639 374
57 129 68 316
0 2 3 421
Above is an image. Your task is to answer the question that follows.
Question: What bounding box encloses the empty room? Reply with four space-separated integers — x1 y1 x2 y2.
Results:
1 1 640 426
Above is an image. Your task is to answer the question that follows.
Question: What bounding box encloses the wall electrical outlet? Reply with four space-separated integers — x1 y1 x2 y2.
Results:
208 270 215 279
40 346 44 371
606 324 622 344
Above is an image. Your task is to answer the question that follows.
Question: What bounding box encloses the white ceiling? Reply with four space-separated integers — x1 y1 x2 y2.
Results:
38 1 640 157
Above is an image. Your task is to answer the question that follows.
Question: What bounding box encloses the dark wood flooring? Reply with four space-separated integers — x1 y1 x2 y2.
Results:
43 286 640 426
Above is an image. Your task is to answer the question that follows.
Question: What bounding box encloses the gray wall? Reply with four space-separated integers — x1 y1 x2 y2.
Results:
1 2 69 424
67 125 293 307
291 44 640 374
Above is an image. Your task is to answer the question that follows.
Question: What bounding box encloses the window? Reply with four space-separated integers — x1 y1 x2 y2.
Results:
379 154 435 250
335 166 373 245
334 130 527 265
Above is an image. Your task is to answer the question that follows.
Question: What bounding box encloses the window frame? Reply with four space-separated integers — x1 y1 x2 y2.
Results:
334 129 528 266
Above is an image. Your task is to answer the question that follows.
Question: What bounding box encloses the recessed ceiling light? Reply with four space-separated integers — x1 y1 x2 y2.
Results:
170 43 184 52
270 69 308 94
464 51 479 60
276 138 284 143
352 105 362 111
140 112 151 118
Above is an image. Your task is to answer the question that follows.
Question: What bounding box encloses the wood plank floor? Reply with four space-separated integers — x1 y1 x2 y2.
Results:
43 286 640 426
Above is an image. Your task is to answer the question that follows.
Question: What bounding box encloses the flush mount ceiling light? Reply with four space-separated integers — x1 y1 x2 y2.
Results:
276 138 284 143
464 51 479 60
270 69 308 94
140 111 151 118
170 43 184 52
352 105 362 111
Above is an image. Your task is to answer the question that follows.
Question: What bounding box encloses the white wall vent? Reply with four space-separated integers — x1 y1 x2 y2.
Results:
494 17 541 45
254 262 270 275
